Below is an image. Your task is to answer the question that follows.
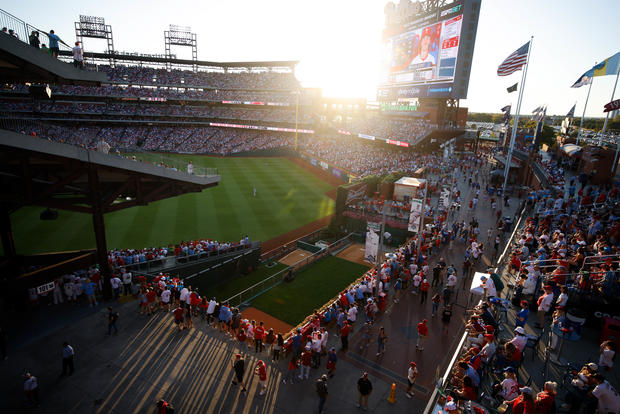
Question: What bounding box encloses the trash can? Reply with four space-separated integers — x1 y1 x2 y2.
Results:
600 316 620 348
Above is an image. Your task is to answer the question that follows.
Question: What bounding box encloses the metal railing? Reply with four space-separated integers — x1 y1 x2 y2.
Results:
0 8 72 53
128 152 219 177
116 242 258 274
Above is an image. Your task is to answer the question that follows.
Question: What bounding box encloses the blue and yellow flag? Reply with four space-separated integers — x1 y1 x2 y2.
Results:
593 52 620 77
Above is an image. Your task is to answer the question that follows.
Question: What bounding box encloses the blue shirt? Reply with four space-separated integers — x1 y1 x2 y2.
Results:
48 33 60 48
355 287 364 300
83 282 95 296
516 308 529 327
292 333 302 348
62 345 74 359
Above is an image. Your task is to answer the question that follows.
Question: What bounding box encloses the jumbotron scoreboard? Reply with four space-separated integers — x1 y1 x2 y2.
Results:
378 0 481 100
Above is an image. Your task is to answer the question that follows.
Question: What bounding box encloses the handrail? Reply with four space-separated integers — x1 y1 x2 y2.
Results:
0 8 72 52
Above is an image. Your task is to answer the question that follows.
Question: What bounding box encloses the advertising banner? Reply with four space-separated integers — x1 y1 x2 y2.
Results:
345 182 367 206
320 161 329 170
365 222 381 264
37 281 55 295
407 198 423 233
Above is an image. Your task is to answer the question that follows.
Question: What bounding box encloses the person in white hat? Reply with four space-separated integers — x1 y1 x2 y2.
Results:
510 327 528 352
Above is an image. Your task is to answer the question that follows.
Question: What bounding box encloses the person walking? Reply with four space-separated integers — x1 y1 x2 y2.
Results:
340 321 351 352
283 355 298 384
406 361 418 398
326 347 338 377
61 342 74 376
107 307 119 335
24 372 39 408
231 354 247 392
316 374 329 414
416 319 428 351
299 345 312 380
254 360 267 396
419 279 430 304
356 372 373 410
376 327 387 356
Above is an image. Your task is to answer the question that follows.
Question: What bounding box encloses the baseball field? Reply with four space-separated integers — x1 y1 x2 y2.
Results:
8 155 336 255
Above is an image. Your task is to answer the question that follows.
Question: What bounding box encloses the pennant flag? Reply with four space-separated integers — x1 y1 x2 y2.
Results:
507 83 518 93
501 105 511 113
593 52 620 77
532 106 546 123
497 42 530 76
532 105 545 114
604 99 620 113
566 104 576 118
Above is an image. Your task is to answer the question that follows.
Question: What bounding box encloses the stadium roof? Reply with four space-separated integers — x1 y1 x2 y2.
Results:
58 50 298 69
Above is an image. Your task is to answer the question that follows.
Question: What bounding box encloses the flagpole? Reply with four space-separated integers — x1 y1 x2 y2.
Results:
502 37 533 197
576 75 593 146
601 66 620 141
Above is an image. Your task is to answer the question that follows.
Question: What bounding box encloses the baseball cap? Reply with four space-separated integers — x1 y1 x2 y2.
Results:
410 361 416 367
519 387 533 395
235 354 241 359
586 363 598 371
484 334 494 340
504 367 515 373
514 326 525 334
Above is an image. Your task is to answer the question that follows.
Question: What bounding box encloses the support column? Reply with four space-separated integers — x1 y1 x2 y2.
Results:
89 169 112 300
0 204 16 258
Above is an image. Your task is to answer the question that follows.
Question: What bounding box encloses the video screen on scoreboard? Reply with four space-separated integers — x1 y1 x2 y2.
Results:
379 1 467 99
386 14 461 84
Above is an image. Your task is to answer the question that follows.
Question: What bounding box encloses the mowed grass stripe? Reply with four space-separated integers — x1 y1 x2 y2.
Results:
251 256 370 326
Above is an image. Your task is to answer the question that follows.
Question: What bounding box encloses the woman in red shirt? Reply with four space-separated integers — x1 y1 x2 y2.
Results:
534 381 556 414
507 387 535 414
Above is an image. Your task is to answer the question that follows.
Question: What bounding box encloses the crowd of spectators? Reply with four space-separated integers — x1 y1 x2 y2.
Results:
299 135 441 177
336 115 435 145
22 124 294 155
2 99 312 124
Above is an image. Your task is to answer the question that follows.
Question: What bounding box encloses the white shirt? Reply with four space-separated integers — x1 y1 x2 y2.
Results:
110 277 121 289
408 366 418 382
447 274 457 287
483 278 497 298
538 293 554 312
413 274 422 287
207 300 217 314
592 381 620 414
500 378 519 400
311 338 321 352
24 376 38 392
161 290 171 303
179 288 189 302
347 307 357 322
121 272 132 284
511 335 527 352
599 348 615 368
481 342 496 363
321 331 328 347
556 293 568 307
72 46 83 61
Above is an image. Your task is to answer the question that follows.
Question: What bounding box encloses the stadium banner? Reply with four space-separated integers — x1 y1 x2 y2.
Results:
319 161 329 170
209 122 314 134
407 198 423 233
345 182 367 206
332 168 342 179
310 158 317 166
338 129 352 135
386 139 410 147
377 82 455 100
365 222 381 264
358 133 376 140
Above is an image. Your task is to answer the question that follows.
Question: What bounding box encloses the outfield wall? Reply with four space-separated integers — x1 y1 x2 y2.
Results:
298 151 357 183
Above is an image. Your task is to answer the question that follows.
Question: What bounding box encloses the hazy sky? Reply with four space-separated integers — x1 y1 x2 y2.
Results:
5 0 619 117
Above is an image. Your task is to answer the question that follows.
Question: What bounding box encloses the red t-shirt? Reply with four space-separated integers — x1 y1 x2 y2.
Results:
463 385 477 401
512 395 534 414
341 324 350 337
255 326 265 340
534 391 554 414
257 364 266 381
417 323 428 336
237 331 246 343
420 281 430 292
301 351 312 366
173 307 184 320
146 290 156 303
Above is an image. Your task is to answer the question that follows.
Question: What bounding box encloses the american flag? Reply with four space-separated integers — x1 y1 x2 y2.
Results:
497 42 530 76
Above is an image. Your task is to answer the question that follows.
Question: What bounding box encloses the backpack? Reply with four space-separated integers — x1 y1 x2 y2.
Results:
489 272 504 293
316 379 328 397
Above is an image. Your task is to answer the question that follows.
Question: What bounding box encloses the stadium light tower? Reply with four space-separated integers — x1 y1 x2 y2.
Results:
74 15 115 67
164 25 197 72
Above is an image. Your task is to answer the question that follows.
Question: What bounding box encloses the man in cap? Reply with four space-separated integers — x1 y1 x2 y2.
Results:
231 353 247 392
406 361 418 398
356 372 373 410
299 345 312 380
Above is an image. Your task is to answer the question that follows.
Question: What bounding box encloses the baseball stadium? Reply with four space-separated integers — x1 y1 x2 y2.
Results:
2 1 620 413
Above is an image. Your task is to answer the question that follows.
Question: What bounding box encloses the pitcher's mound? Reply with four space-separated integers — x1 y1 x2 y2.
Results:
241 307 293 335
336 243 373 267
279 249 311 266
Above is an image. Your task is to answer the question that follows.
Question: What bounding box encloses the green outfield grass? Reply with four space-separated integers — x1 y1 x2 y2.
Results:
251 255 370 326
8 155 335 255
201 262 288 301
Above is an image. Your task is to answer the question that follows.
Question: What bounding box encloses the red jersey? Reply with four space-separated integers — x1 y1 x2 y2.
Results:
256 363 267 381
237 331 247 343
173 307 184 320
417 322 428 336
255 326 265 340
146 290 156 303
301 351 312 366
341 324 350 337
420 281 430 292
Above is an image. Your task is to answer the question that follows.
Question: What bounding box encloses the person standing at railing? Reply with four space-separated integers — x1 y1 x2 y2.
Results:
28 31 40 48
72 42 84 69
47 30 61 58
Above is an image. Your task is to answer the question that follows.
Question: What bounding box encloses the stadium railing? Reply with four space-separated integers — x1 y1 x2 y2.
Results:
117 242 259 275
226 232 357 308
129 152 218 177
0 8 73 53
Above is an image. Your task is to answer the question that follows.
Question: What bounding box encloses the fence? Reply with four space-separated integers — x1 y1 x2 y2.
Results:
0 8 73 53
226 233 357 308
117 242 259 275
